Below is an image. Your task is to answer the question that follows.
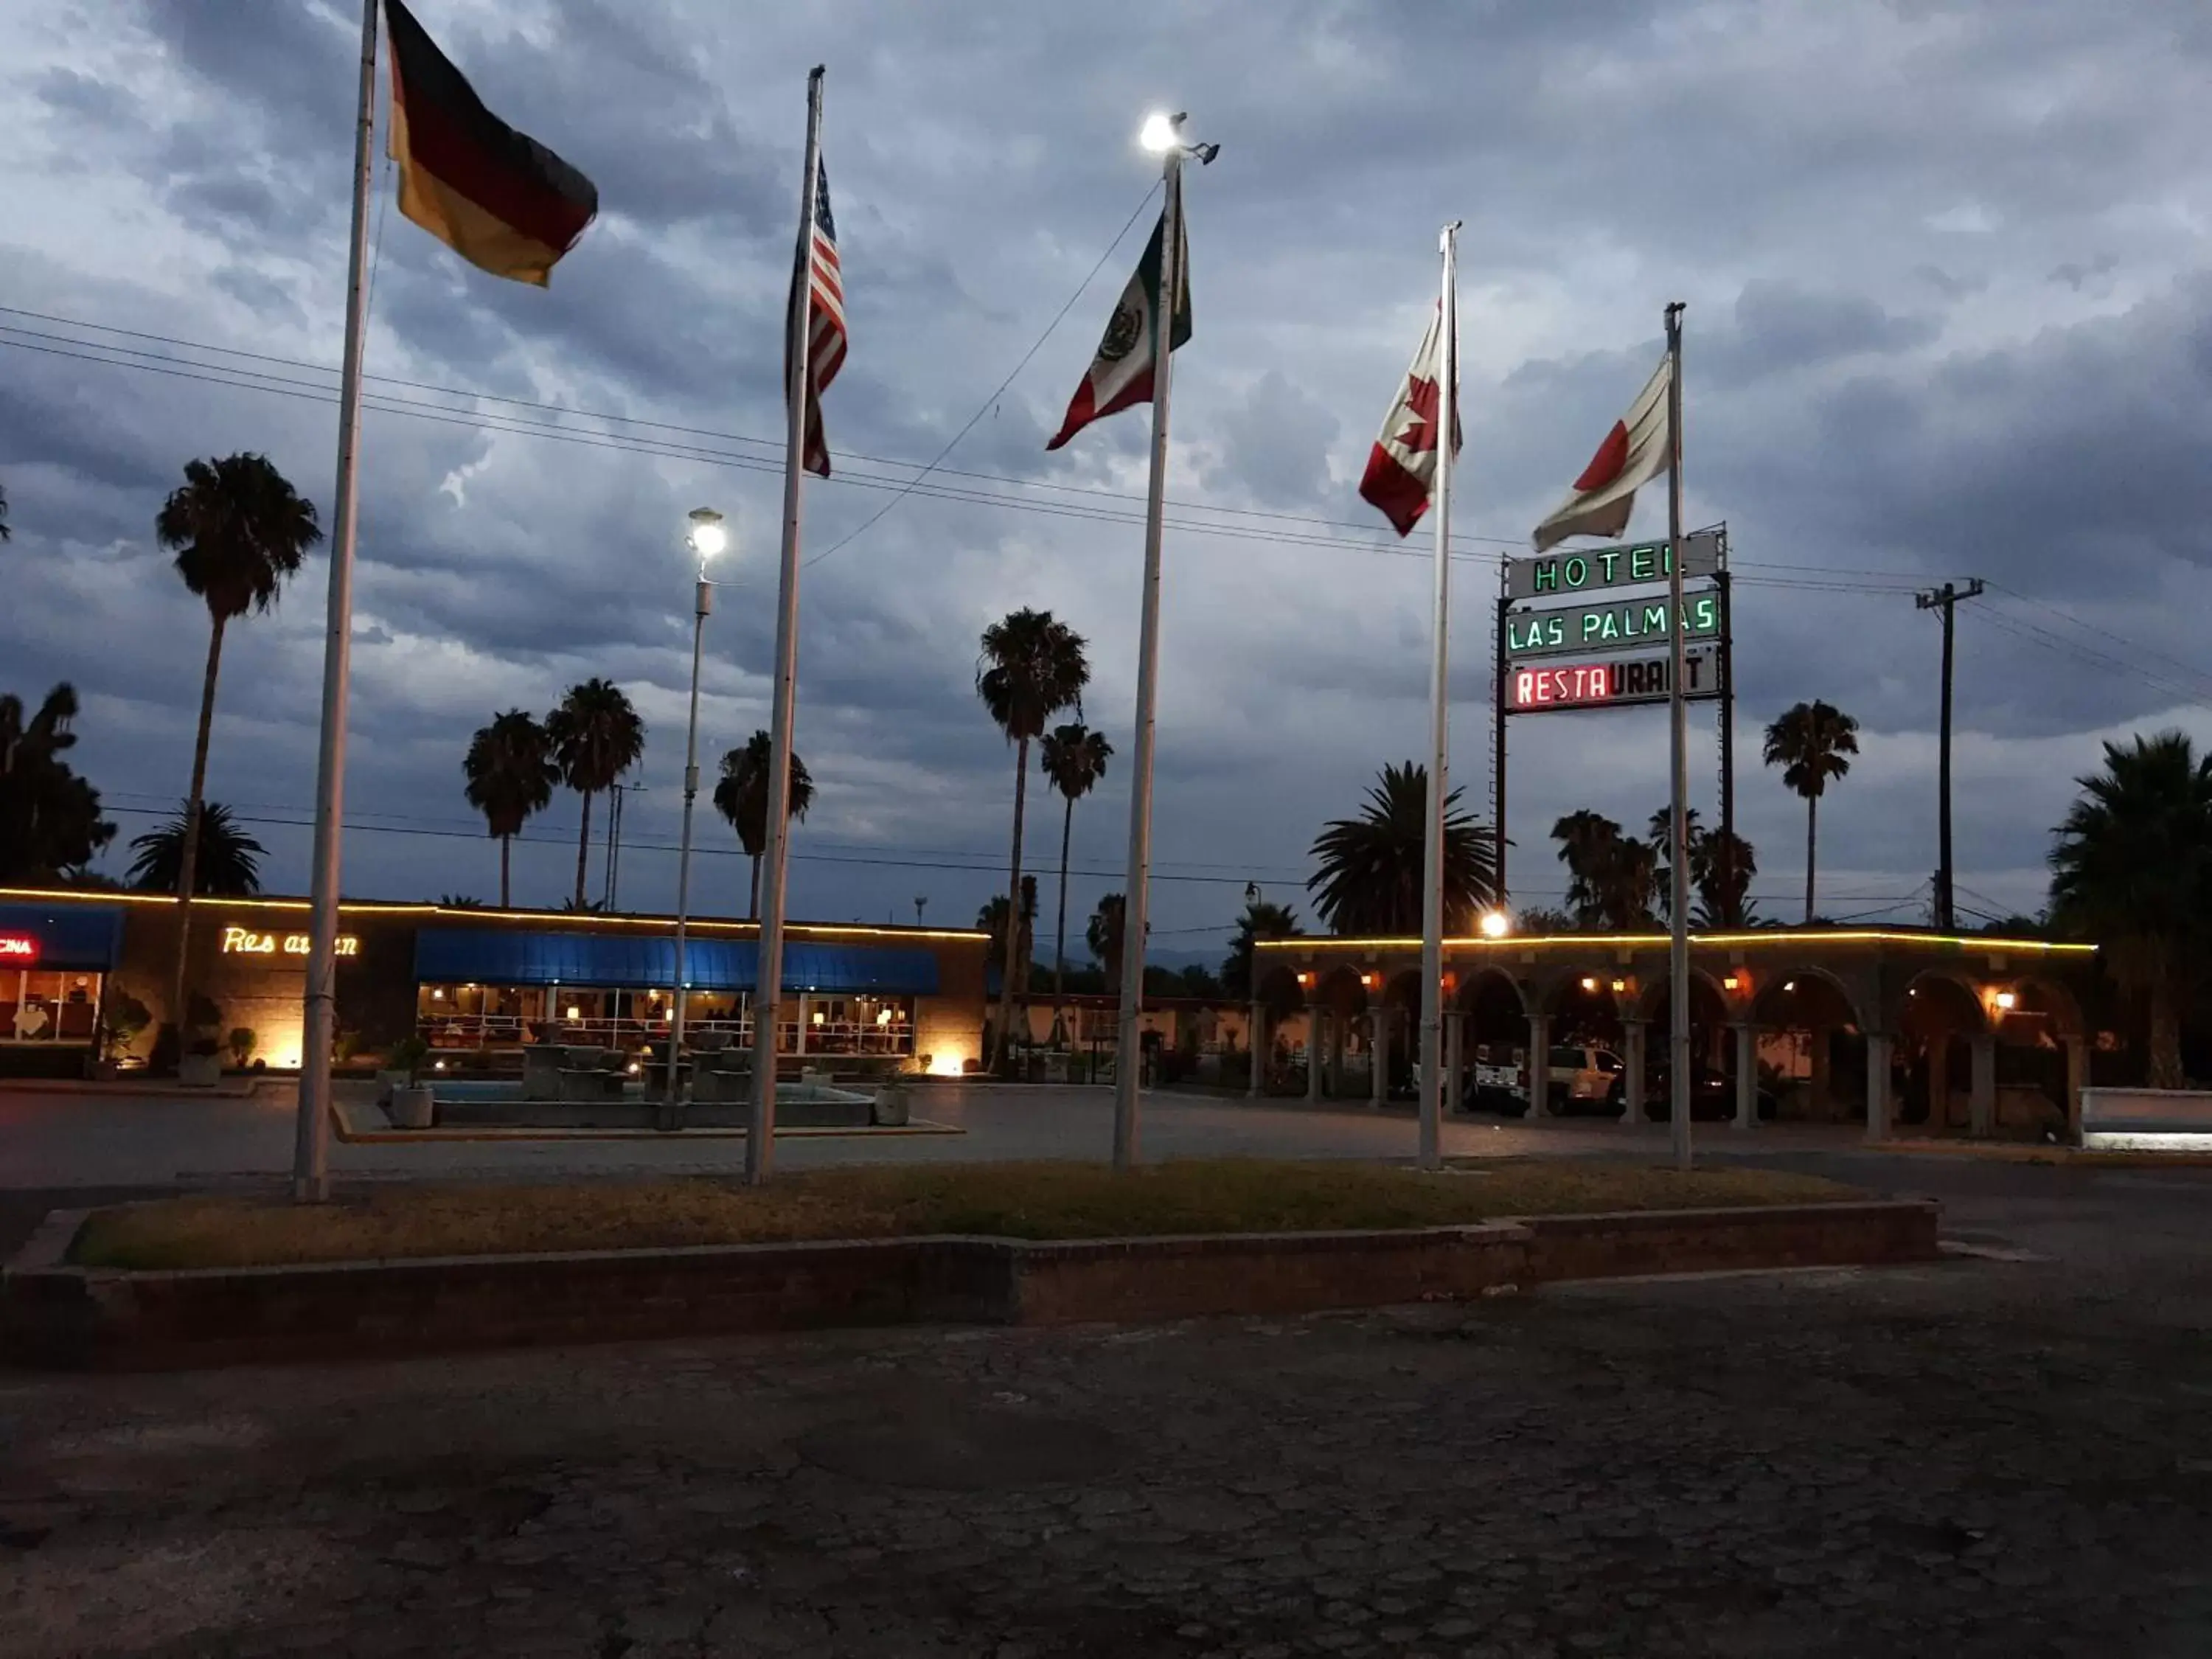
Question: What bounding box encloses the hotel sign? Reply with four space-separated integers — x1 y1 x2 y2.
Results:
1506 588 1722 661
1509 650 1720 712
1506 528 1722 602
222 927 359 958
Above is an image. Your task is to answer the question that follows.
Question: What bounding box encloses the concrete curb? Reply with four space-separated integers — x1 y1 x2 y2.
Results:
1 1200 1938 1372
1866 1140 2212 1168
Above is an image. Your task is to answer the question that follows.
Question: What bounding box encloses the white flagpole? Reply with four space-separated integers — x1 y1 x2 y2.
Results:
291 0 379 1203
1663 301 1693 1172
746 66 825 1186
1416 222 1460 1172
1110 139 1185 1171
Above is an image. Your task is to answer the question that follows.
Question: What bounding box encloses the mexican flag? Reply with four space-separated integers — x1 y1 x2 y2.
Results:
1046 201 1192 451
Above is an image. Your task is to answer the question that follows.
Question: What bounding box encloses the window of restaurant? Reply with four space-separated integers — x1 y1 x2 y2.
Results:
414 984 915 1056
3 969 104 1046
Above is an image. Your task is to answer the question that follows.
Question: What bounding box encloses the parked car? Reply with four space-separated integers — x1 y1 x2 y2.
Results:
1459 1043 1625 1117
1608 1059 1778 1122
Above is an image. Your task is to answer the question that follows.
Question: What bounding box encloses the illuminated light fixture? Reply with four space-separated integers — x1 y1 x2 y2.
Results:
1784 981 1797 992
686 506 727 559
1994 990 2017 1011
1295 971 1312 987
627 1060 641 1075
566 1006 581 1021
1138 111 1182 154
1908 987 1919 996
1610 979 1626 993
1479 909 1512 939
1724 974 1741 992
1359 972 1377 990
1579 976 1598 992
812 1009 827 1026
431 987 445 1001
876 1007 894 1027
433 1059 447 1071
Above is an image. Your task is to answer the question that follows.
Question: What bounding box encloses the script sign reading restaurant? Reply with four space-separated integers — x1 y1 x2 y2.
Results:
1509 650 1718 712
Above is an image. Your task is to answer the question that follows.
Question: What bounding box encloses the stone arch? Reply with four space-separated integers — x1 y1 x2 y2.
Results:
1633 964 1733 1026
1748 964 1865 1034
2006 973 2086 1041
1747 965 1865 1127
1454 964 1528 1020
1900 968 1989 1037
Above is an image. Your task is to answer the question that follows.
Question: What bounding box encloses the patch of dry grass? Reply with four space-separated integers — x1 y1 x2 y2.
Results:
69 1160 1861 1273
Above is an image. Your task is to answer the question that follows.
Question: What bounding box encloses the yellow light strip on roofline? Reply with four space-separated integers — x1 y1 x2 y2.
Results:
1254 930 2096 954
0 887 988 941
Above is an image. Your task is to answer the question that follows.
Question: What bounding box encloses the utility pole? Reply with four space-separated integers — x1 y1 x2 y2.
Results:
1916 578 1984 931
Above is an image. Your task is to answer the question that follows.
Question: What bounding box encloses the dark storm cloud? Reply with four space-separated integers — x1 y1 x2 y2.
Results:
4 0 2209 932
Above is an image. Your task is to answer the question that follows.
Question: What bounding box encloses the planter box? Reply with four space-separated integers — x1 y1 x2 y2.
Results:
388 1085 436 1129
872 1088 912 1127
177 1054 221 1089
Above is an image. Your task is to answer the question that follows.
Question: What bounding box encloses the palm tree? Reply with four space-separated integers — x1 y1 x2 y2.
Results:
978 876 1040 986
1039 721 1113 1042
0 480 10 540
976 608 1090 1068
1764 700 1860 922
1087 892 1126 993
2050 732 2212 1090
463 710 557 908
1692 828 1759 928
0 684 116 883
155 453 320 1020
1308 762 1496 936
712 730 815 919
546 679 645 909
1550 810 1654 931
1222 897 1303 1000
127 801 265 895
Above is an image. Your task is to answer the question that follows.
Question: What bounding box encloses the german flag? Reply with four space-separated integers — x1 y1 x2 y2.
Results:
383 0 597 286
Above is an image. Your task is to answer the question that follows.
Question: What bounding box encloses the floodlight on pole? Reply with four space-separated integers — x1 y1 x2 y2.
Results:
1479 908 1512 939
664 505 727 1127
1138 111 1183 154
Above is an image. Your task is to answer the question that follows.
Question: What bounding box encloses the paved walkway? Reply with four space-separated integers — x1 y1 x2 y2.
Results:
0 1082 1863 1191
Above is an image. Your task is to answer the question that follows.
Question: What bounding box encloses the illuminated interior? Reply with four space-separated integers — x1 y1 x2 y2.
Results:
414 982 917 1056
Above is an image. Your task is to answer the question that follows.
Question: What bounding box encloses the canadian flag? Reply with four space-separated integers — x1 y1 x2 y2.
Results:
1531 354 1673 552
1358 307 1460 538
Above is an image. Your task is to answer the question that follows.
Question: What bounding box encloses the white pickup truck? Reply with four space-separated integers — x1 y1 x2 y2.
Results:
1464 1043 1625 1116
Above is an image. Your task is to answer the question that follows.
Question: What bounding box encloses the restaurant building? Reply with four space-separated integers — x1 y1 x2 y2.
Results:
0 888 989 1079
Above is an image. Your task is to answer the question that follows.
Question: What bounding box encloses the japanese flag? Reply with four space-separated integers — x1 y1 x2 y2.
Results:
1531 354 1672 552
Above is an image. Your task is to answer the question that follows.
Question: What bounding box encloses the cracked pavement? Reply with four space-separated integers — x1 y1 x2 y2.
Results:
2 1153 2208 1657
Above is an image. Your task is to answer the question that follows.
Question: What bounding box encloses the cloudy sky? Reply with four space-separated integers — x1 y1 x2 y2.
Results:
3 0 2210 959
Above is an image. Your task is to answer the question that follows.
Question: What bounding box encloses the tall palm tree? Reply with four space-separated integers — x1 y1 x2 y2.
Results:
1222 897 1304 1000
0 683 116 883
976 608 1090 1068
978 876 1040 984
1039 721 1113 1040
1692 828 1759 928
155 453 320 1021
712 729 815 919
1308 762 1496 936
2050 732 2212 1090
127 801 265 895
463 710 558 908
546 679 645 909
1763 700 1860 923
1087 892 1126 994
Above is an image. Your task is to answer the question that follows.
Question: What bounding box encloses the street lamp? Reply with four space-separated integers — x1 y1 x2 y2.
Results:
1479 908 1512 939
664 507 726 1126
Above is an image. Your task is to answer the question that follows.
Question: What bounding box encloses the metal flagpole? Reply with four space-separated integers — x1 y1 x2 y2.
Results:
663 563 712 1128
1416 223 1461 1172
1110 138 1185 1171
747 66 824 1186
292 0 379 1203
1663 302 1693 1172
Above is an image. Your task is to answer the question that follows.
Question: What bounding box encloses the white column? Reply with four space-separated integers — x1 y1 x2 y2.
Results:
794 995 808 1058
1370 1011 1388 1108
1527 1012 1552 1118
1445 1010 1465 1116
1624 1020 1646 1124
1865 1032 1892 1142
1306 1005 1324 1104
1969 1031 1996 1138
1733 1023 1758 1130
1248 1001 1265 1098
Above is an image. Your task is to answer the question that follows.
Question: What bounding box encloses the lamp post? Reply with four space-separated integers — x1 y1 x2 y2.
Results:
663 506 726 1128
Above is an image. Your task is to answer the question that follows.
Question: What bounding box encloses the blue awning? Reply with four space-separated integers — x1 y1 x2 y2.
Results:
0 904 125 973
412 928 938 995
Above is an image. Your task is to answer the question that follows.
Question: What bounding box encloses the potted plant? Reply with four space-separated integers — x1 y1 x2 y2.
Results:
86 990 152 1081
178 993 224 1088
872 1071 913 1127
386 1034 436 1128
226 1026 256 1070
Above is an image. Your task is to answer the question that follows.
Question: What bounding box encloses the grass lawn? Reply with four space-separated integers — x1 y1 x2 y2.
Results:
69 1159 1863 1273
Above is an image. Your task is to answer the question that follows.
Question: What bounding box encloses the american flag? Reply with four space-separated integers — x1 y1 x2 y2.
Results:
790 157 846 478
